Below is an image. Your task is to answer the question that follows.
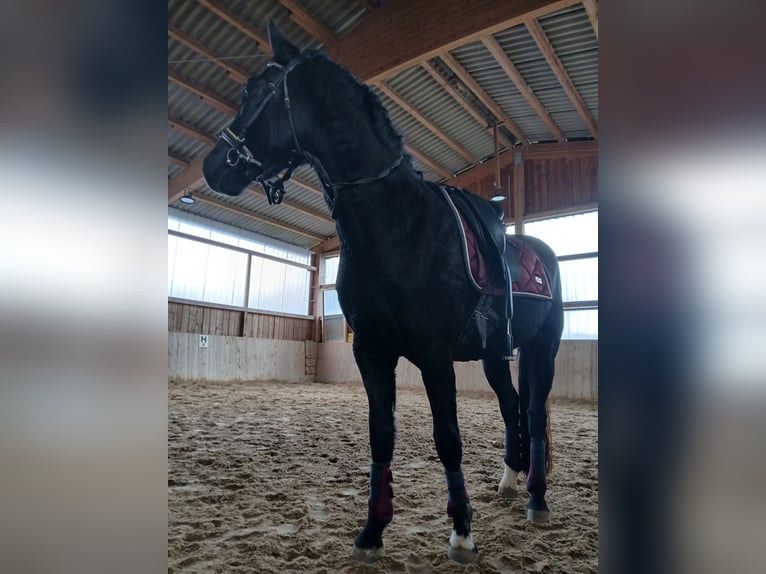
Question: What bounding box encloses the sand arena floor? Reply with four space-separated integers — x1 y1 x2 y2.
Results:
169 380 597 573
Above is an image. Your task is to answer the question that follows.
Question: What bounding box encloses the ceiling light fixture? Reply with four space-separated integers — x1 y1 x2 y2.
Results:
180 190 195 204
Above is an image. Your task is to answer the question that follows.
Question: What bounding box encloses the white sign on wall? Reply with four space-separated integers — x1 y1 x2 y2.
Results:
199 334 209 348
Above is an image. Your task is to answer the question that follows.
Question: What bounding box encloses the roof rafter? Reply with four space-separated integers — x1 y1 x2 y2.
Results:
168 117 217 146
331 0 578 82
278 0 338 47
377 82 477 165
404 144 451 180
582 0 598 39
242 186 333 224
526 19 597 138
420 60 516 150
168 152 191 167
438 51 529 145
168 25 249 83
197 0 272 54
193 194 326 242
168 69 238 115
481 35 565 142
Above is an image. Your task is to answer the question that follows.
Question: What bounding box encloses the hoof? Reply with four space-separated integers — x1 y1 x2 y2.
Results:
498 486 518 498
526 507 550 523
447 545 480 564
352 545 382 563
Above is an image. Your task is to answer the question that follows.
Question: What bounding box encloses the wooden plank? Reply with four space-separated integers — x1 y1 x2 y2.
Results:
192 195 327 242
168 25 249 83
582 0 598 39
377 82 478 164
202 307 212 333
513 150 525 233
168 152 190 167
329 0 579 83
168 118 217 146
168 153 207 203
482 35 564 142
404 143 452 180
197 0 271 54
279 0 338 47
526 19 597 138
421 60 492 130
439 51 528 144
167 69 238 115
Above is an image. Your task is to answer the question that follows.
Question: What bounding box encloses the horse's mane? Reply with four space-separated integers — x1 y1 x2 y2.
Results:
308 51 405 154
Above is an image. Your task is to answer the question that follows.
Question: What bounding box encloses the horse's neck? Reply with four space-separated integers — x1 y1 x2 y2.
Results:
333 170 437 264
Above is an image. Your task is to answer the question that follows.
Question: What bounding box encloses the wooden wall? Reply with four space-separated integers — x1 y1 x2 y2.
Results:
168 333 317 384
168 301 313 341
316 340 598 402
464 155 598 219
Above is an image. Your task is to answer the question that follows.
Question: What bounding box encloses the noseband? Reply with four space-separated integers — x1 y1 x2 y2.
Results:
217 54 404 214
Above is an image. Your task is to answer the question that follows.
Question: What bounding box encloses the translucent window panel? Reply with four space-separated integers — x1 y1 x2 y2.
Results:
168 208 310 264
249 258 287 313
524 211 598 257
168 235 247 306
559 257 598 303
282 265 310 316
322 256 340 285
505 224 516 235
323 315 346 341
562 309 598 340
168 235 209 300
323 289 343 316
201 246 248 306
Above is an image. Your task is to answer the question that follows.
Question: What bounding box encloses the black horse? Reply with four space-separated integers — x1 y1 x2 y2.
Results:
203 23 563 564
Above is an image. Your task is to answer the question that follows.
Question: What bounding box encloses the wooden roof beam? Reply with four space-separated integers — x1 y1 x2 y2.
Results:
404 144 452 180
526 19 598 138
278 0 338 48
168 69 238 115
421 60 516 150
438 51 529 145
193 195 326 242
197 0 271 54
242 186 333 224
377 82 477 165
481 35 565 142
330 0 579 83
168 153 207 203
582 0 598 39
448 140 597 189
168 152 191 167
168 117 217 146
168 25 249 83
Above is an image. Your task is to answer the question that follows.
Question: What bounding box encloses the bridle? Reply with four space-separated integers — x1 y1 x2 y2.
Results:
217 53 404 213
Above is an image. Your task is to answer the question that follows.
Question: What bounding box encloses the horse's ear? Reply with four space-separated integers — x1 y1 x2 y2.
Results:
268 21 299 65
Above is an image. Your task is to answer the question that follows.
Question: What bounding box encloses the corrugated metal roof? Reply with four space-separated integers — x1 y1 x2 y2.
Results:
167 0 598 249
449 41 554 143
374 88 468 176
299 0 367 38
387 65 495 164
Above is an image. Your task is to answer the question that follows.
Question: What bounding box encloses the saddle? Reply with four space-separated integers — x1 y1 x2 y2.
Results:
441 185 517 358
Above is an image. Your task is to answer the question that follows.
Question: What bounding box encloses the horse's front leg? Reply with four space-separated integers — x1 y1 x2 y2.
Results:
351 337 398 563
420 352 480 564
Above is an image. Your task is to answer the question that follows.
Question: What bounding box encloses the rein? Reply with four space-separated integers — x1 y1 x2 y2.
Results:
217 55 404 212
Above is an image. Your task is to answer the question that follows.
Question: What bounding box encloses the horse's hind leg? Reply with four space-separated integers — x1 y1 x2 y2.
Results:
519 338 557 523
351 337 398 562
419 352 479 564
482 358 522 497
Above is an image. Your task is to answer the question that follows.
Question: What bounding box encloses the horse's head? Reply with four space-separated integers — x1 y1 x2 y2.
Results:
202 22 306 202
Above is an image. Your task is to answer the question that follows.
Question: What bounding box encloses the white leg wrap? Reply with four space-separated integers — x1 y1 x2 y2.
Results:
498 464 519 494
449 529 476 550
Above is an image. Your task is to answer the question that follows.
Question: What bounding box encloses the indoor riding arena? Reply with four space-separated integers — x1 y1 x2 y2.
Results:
168 1 598 572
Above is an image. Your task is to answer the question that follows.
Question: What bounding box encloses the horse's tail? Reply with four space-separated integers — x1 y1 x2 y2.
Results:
545 396 554 475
